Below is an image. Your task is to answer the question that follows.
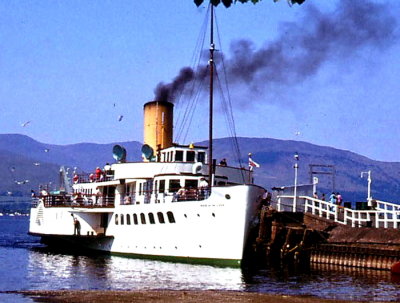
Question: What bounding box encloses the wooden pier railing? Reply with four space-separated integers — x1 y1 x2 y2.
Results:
274 195 400 229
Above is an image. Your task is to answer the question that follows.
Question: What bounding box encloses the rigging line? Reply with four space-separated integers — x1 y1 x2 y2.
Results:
175 64 206 143
178 67 207 144
214 12 245 171
174 8 209 143
181 77 207 144
214 69 246 182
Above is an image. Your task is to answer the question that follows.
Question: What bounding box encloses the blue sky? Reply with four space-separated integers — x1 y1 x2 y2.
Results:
1 0 399 162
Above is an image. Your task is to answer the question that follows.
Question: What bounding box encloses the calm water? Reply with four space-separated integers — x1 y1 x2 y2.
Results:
1 199 400 302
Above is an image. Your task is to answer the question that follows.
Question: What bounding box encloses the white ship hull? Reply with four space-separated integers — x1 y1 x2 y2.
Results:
30 184 263 266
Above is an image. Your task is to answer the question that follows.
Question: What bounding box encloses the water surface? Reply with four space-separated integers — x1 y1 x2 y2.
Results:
1 199 399 302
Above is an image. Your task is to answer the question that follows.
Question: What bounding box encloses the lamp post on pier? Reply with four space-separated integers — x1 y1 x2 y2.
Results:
361 170 372 206
293 152 299 212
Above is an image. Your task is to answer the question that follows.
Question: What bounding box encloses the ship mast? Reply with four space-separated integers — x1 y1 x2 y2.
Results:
208 4 215 186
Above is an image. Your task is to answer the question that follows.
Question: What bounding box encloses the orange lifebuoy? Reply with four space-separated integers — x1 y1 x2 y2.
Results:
391 261 400 274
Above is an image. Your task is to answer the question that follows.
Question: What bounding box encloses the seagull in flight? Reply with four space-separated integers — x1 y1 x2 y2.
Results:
118 115 124 122
15 180 29 185
33 162 40 166
21 121 31 127
44 148 50 153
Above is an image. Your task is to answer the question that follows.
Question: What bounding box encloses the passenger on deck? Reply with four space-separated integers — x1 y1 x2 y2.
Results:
104 163 112 180
95 167 103 181
199 177 208 188
124 196 132 205
104 163 111 173
176 186 186 201
73 192 83 205
95 187 102 205
89 173 95 183
219 158 227 166
199 177 209 199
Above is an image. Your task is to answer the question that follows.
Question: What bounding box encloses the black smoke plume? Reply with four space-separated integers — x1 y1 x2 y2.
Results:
154 0 397 103
154 67 194 102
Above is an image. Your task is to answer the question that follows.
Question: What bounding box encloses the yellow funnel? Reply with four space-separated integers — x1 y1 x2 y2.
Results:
143 101 173 152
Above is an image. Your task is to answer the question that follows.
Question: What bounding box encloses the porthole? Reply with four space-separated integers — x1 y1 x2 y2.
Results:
184 214 187 218
212 213 215 217
167 211 176 223
148 213 155 224
225 194 231 199
140 213 146 224
157 212 165 224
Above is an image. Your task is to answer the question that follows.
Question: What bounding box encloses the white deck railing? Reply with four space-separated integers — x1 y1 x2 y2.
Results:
274 195 400 229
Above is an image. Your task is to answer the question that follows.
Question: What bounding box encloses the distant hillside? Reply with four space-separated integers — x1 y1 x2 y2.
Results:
1 134 399 202
209 137 400 202
0 149 60 196
0 134 142 171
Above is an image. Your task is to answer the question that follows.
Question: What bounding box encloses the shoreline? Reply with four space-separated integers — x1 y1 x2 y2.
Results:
8 290 376 303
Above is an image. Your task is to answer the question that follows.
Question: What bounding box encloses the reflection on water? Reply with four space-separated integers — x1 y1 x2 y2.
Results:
25 248 400 301
243 262 400 302
27 249 245 291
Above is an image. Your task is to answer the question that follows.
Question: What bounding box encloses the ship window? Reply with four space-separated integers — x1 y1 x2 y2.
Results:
120 214 124 225
175 150 183 161
148 213 155 224
185 179 198 188
197 152 205 163
187 151 195 162
133 214 138 225
159 180 165 193
140 213 146 224
126 214 131 225
167 211 175 223
169 179 180 193
157 212 165 224
115 214 119 225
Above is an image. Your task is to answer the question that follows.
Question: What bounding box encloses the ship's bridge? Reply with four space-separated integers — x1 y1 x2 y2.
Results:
158 144 207 164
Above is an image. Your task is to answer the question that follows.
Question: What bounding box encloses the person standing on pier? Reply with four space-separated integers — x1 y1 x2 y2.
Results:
329 192 336 211
336 193 342 206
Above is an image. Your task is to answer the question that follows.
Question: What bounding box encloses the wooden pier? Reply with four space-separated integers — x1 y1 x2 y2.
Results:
252 196 400 272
